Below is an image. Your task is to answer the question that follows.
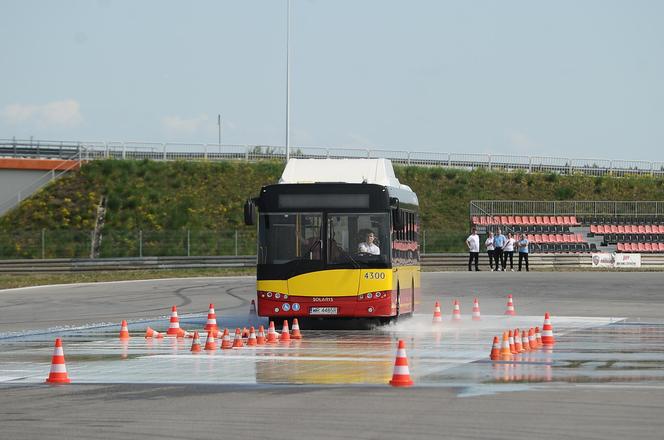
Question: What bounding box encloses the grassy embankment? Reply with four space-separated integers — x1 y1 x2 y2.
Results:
2 160 664 288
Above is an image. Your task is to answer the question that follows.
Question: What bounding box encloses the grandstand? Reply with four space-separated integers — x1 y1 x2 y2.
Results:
470 201 664 254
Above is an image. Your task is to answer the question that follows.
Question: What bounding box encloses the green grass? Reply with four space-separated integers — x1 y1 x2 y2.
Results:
2 159 664 257
0 268 255 290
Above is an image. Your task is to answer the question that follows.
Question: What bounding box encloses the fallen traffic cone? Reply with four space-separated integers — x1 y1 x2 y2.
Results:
521 330 531 351
504 294 516 316
500 331 512 361
145 326 164 339
232 328 244 348
432 301 443 324
388 340 414 387
508 329 517 354
177 328 192 339
535 326 543 346
452 300 461 321
256 325 266 345
220 328 233 349
541 312 555 345
472 298 481 321
266 321 278 343
204 303 219 332
489 336 501 360
119 320 130 340
204 331 217 351
45 338 71 384
291 318 303 339
167 306 182 336
513 328 523 353
528 328 538 349
191 331 202 352
247 326 257 346
280 320 291 342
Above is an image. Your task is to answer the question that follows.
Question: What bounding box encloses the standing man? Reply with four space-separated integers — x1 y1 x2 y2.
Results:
485 231 495 271
493 228 506 271
466 227 480 271
518 233 529 271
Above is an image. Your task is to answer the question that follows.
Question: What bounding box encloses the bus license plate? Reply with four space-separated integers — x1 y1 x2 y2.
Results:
310 307 338 315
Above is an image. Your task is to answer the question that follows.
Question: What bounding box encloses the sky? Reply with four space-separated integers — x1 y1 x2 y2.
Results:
1 0 663 161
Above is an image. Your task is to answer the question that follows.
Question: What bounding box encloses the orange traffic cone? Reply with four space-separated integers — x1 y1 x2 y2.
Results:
232 328 244 348
432 300 443 324
291 319 303 339
220 328 233 349
500 331 512 361
204 303 219 332
504 294 516 316
521 330 531 351
242 327 249 338
204 331 217 351
144 326 164 339
535 326 543 346
541 312 555 345
388 340 414 387
452 300 461 321
247 326 257 346
266 321 278 343
191 331 202 352
508 329 517 354
119 320 130 340
167 306 182 336
45 338 71 384
256 325 266 345
489 336 501 360
528 328 538 349
472 298 481 321
279 320 291 342
513 328 523 353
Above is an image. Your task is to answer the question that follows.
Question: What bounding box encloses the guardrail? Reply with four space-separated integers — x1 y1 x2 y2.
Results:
3 138 663 177
1 254 663 273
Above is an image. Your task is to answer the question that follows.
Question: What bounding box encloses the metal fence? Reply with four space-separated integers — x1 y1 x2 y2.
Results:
0 229 467 259
3 137 664 177
470 200 664 219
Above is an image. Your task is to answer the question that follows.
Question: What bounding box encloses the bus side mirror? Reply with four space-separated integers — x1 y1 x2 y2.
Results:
392 207 404 230
244 199 256 226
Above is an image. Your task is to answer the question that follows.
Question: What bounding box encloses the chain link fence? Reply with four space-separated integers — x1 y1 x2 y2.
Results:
0 229 467 259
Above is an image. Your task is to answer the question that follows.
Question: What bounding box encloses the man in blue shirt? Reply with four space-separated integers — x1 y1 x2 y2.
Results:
493 228 506 271
518 233 529 272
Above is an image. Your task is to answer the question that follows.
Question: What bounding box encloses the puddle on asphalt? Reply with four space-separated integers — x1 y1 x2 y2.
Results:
1 313 663 396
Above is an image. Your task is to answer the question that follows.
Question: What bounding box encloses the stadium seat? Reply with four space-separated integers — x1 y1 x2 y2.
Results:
555 216 564 225
658 243 664 252
535 216 544 225
644 225 652 234
527 216 536 225
617 243 624 252
543 216 552 226
590 225 596 234
617 225 625 234
575 233 584 242
563 216 572 226
514 215 523 225
570 216 579 225
507 216 515 224
472 216 479 225
610 225 619 233
499 216 508 225
645 243 654 252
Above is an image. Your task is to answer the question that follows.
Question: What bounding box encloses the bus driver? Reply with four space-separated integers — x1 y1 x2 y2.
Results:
358 231 380 255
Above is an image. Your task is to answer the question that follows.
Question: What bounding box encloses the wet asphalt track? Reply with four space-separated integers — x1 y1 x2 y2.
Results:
1 272 663 439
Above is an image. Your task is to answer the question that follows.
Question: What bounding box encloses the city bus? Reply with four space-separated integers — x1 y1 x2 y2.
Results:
244 158 420 323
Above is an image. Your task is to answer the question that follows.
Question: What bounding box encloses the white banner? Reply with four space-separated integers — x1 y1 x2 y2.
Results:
591 253 641 268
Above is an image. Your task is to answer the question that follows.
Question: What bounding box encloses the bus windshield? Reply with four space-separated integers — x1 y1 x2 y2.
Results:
258 213 323 265
327 213 390 266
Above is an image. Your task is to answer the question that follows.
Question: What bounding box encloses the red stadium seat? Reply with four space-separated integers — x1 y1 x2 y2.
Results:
576 233 584 243
472 216 479 225
638 243 647 252
499 216 507 225
543 216 552 225
645 243 654 252
590 225 596 233
555 216 564 225
535 216 544 225
563 216 572 225
528 216 536 225
617 225 625 234
624 225 633 234
610 225 619 233
514 215 523 225
597 225 605 234
617 243 624 252
643 225 651 234
655 225 663 234
659 243 664 252
570 216 579 225
507 216 516 224
533 234 542 243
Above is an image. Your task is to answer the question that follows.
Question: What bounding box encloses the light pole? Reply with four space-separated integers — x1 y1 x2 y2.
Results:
217 114 222 154
285 0 292 162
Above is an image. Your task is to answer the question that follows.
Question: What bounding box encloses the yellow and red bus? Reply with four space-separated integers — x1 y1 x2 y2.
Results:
244 159 420 323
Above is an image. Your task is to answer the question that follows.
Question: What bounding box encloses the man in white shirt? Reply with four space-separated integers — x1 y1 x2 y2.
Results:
466 227 480 271
358 232 380 255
